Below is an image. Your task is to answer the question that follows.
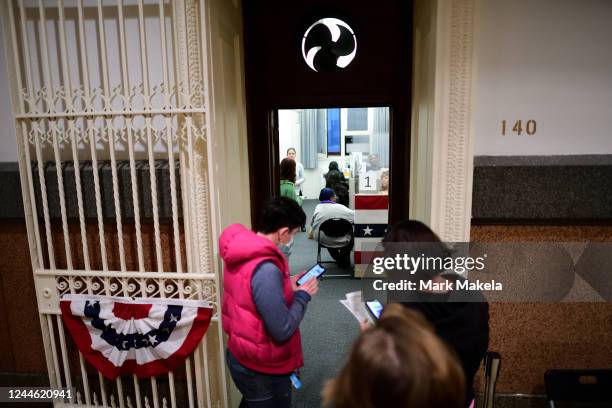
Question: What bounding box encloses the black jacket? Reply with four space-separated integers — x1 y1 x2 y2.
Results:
402 276 490 407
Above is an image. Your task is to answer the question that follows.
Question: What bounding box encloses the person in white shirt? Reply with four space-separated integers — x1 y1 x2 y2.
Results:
287 148 305 196
310 188 354 267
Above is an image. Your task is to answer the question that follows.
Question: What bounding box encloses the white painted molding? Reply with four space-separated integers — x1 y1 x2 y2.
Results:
412 0 477 242
410 0 436 226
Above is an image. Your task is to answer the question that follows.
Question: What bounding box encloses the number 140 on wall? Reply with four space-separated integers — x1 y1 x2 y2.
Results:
502 119 536 135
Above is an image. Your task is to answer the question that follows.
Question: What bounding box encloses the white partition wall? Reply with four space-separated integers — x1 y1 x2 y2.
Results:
0 0 230 406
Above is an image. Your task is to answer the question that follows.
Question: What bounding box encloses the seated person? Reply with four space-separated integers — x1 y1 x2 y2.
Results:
309 188 354 267
324 161 347 185
380 170 389 194
366 153 381 171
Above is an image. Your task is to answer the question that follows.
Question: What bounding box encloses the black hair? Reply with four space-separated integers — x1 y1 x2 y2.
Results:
328 161 340 171
383 220 451 278
256 197 306 234
383 220 443 244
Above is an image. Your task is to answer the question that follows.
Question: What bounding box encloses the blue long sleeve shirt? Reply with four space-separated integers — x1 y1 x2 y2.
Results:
251 261 311 343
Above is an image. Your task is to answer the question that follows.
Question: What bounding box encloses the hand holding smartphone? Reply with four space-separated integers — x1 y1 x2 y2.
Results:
366 300 384 320
297 264 326 286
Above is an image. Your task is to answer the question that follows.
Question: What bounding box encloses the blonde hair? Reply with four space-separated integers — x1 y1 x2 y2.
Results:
322 304 465 408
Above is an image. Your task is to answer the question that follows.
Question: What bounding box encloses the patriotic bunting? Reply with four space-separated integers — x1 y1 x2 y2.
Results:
354 223 388 238
60 294 213 379
354 194 389 273
354 195 389 210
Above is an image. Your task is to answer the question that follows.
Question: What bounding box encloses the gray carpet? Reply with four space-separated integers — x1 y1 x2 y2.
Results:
289 199 362 408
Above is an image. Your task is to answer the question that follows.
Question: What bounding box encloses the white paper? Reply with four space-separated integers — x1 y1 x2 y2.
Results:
340 291 374 323
359 170 381 191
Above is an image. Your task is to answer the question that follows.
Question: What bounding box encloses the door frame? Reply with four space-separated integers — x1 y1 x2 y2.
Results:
243 0 479 241
242 0 414 226
411 0 479 242
259 104 410 226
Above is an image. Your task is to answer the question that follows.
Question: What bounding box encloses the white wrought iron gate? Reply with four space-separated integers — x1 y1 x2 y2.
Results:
0 0 228 406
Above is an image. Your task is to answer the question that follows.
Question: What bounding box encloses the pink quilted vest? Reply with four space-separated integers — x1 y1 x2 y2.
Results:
220 224 303 374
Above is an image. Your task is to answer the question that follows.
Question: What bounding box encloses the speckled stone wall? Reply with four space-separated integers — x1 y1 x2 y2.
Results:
472 156 612 222
471 225 612 394
0 224 45 374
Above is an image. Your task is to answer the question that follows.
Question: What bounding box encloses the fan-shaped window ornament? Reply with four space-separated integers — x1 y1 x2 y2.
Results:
301 18 357 72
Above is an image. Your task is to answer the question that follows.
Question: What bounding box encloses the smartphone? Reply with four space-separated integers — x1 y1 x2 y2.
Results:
366 300 384 320
297 264 326 286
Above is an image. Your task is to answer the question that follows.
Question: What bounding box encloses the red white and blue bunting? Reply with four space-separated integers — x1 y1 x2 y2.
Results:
60 294 213 379
354 194 389 265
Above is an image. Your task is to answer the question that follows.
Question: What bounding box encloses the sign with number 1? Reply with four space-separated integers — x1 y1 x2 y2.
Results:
359 170 379 191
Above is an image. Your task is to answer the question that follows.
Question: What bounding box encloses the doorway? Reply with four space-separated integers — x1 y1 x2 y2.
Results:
278 107 390 279
242 0 412 405
276 107 392 406
242 0 413 224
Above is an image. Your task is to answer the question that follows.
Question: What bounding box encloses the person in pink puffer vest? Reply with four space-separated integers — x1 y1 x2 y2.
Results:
220 197 319 408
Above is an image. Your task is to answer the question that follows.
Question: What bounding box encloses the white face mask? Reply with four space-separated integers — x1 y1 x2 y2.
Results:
285 235 295 249
278 230 295 250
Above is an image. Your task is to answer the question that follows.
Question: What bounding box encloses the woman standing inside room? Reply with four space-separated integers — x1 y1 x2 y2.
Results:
279 158 302 258
287 147 305 196
280 158 302 206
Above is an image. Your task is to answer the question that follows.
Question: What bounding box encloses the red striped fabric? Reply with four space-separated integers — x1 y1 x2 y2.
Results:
112 302 152 320
354 250 382 265
355 195 389 210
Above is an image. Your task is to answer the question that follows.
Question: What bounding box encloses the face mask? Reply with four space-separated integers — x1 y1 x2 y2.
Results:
278 231 295 251
285 235 295 248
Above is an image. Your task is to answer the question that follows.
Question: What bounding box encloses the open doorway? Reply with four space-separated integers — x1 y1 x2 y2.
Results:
241 0 411 405
276 107 390 405
242 0 412 224
278 107 390 279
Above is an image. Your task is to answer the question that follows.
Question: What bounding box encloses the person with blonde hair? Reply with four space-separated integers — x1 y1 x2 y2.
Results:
380 170 389 194
322 303 465 408
286 147 305 195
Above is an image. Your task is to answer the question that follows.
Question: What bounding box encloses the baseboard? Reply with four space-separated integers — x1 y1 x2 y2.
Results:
475 392 547 408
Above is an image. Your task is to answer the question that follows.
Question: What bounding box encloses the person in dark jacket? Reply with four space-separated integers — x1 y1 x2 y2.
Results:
324 161 349 207
382 220 490 408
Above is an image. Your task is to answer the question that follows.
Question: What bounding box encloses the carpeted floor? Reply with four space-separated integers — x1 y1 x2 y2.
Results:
289 199 362 408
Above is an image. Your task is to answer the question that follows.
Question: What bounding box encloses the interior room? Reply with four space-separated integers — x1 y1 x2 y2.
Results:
277 107 391 405
277 107 389 270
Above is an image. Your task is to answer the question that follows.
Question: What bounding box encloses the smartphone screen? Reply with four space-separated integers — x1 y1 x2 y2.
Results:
297 264 326 286
366 300 384 319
